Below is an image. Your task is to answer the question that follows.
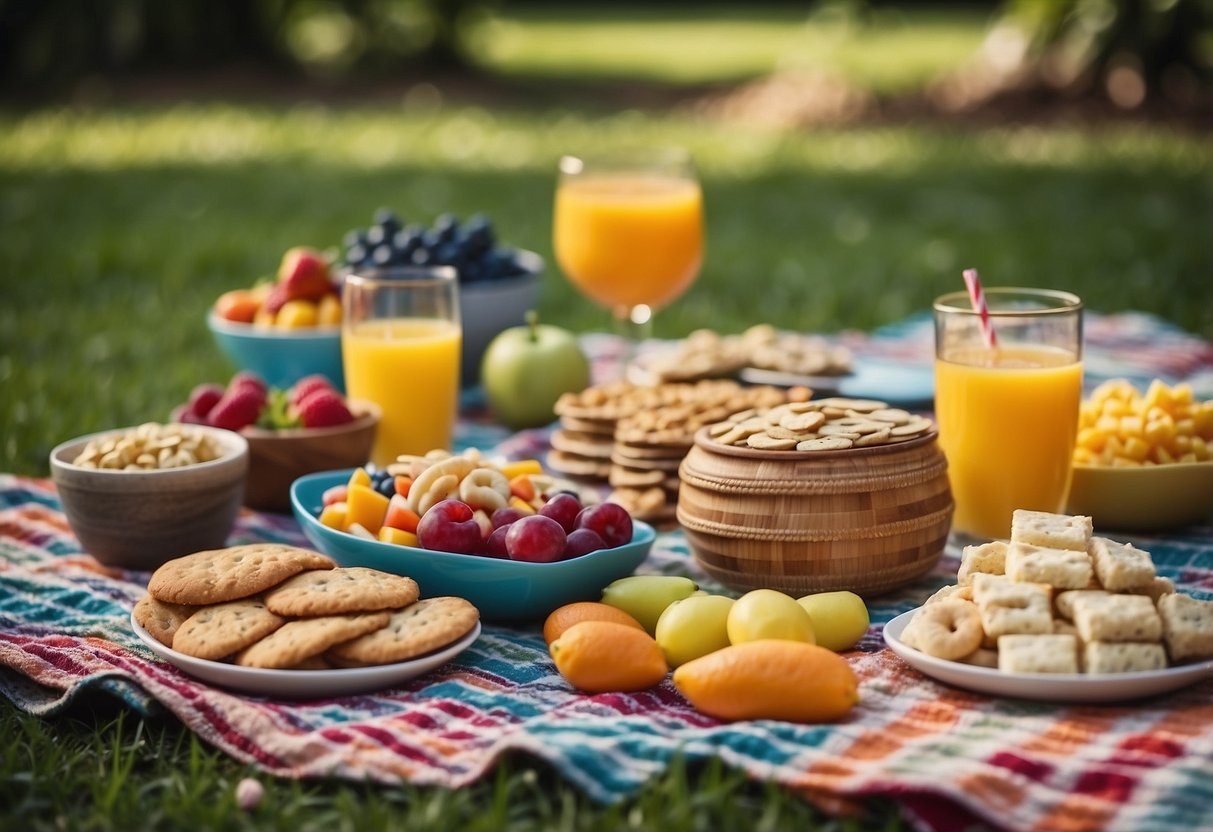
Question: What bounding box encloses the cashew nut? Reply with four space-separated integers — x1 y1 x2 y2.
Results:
407 456 475 514
458 467 510 513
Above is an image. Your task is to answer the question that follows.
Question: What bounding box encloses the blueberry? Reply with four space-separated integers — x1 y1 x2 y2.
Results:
371 468 392 485
343 229 367 249
410 247 434 266
345 243 369 266
371 244 396 266
431 213 460 243
366 224 391 248
373 208 402 234
421 228 445 250
392 229 421 256
375 477 397 499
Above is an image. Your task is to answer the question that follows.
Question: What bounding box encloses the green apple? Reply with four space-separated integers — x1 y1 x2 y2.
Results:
726 588 816 645
481 311 590 430
655 594 735 667
796 591 869 652
600 575 698 635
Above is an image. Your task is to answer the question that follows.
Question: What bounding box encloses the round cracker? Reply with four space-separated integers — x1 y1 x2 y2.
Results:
235 612 391 669
172 598 286 661
263 567 420 617
328 597 479 666
148 544 336 606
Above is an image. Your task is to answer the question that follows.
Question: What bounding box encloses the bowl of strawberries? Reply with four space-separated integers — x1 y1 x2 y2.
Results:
173 372 379 513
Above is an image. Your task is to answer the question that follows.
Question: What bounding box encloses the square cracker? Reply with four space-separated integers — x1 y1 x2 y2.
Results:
957 541 1007 587
998 634 1079 674
1089 537 1156 592
1055 589 1110 621
1084 641 1167 674
1072 593 1162 643
1157 593 1213 661
1005 543 1093 589
1010 509 1092 552
1128 576 1176 604
976 579 1053 638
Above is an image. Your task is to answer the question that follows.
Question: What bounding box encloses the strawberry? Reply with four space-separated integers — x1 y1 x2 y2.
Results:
186 382 225 420
262 282 292 315
289 374 335 408
207 387 266 431
228 372 269 406
170 404 207 425
294 389 354 429
277 247 332 302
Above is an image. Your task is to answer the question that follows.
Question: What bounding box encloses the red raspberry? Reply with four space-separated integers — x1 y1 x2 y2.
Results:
289 375 335 408
186 383 225 419
207 387 265 431
294 389 354 429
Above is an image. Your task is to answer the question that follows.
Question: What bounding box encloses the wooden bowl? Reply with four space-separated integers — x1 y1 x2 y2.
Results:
677 427 954 597
50 425 248 570
241 401 380 513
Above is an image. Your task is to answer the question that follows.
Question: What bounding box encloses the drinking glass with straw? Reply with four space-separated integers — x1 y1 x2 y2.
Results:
933 271 1084 540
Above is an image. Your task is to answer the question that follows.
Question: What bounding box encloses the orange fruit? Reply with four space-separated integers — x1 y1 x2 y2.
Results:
672 640 859 723
549 620 668 693
542 601 645 645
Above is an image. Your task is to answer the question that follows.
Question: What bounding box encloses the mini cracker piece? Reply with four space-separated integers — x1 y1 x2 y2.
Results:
1071 593 1162 644
997 634 1079 674
1055 589 1110 620
974 578 1053 639
147 544 336 606
263 567 420 617
1010 510 1092 551
924 584 974 605
234 612 391 669
328 596 479 666
172 598 286 661
1157 593 1213 661
1084 641 1167 674
957 541 1008 586
1088 537 1156 592
132 595 196 647
1005 543 1093 590
1129 576 1176 603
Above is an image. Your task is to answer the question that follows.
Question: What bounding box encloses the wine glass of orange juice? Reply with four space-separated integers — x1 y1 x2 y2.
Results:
934 288 1083 540
342 266 462 468
553 148 704 361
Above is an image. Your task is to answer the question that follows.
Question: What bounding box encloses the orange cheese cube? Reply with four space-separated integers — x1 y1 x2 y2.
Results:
377 526 419 547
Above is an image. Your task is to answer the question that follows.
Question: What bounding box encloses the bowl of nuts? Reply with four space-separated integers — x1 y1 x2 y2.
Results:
49 423 249 570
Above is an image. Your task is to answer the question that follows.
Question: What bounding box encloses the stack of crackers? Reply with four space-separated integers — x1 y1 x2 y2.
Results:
704 397 935 452
902 509 1213 674
133 544 479 670
550 379 799 526
631 325 853 384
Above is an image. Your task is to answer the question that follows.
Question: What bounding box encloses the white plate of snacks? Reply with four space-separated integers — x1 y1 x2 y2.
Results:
883 609 1213 703
131 612 480 699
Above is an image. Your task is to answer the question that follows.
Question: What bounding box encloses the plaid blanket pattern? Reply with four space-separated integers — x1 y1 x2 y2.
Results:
3 312 1213 832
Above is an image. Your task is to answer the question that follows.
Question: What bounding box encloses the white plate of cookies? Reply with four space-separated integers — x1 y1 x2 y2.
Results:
883 509 1213 703
129 543 482 698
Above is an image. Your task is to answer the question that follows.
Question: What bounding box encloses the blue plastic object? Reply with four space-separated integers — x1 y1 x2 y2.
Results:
290 470 655 622
207 313 344 391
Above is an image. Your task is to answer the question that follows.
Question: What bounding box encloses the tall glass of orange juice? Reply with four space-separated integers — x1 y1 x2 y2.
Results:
342 266 461 468
934 288 1083 540
554 148 703 360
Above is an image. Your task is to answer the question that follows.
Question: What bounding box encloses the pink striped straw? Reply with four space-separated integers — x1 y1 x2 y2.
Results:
962 268 998 349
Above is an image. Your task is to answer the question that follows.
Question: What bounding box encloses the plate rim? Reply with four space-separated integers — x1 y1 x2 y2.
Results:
883 607 1213 701
130 609 481 690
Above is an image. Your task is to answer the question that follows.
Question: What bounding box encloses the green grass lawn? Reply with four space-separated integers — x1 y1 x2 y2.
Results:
1 5 1212 830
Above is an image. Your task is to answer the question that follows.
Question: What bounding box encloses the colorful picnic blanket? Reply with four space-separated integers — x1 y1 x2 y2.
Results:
4 312 1213 832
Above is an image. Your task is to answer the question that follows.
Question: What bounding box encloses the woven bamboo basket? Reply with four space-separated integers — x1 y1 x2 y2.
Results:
677 427 953 597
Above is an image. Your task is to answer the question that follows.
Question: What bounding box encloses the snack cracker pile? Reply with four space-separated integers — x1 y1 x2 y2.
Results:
134 544 478 669
902 509 1213 674
550 379 800 524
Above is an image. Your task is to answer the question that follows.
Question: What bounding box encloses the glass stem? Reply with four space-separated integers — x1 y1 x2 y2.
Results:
611 304 653 380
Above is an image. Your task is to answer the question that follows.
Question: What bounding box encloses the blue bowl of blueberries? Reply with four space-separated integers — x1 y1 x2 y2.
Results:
342 209 542 386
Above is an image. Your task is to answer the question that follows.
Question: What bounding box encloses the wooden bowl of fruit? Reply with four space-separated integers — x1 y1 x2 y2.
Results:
208 246 345 390
173 373 378 513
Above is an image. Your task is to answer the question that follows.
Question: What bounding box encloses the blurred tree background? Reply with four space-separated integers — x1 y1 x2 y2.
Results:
1 0 1210 111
